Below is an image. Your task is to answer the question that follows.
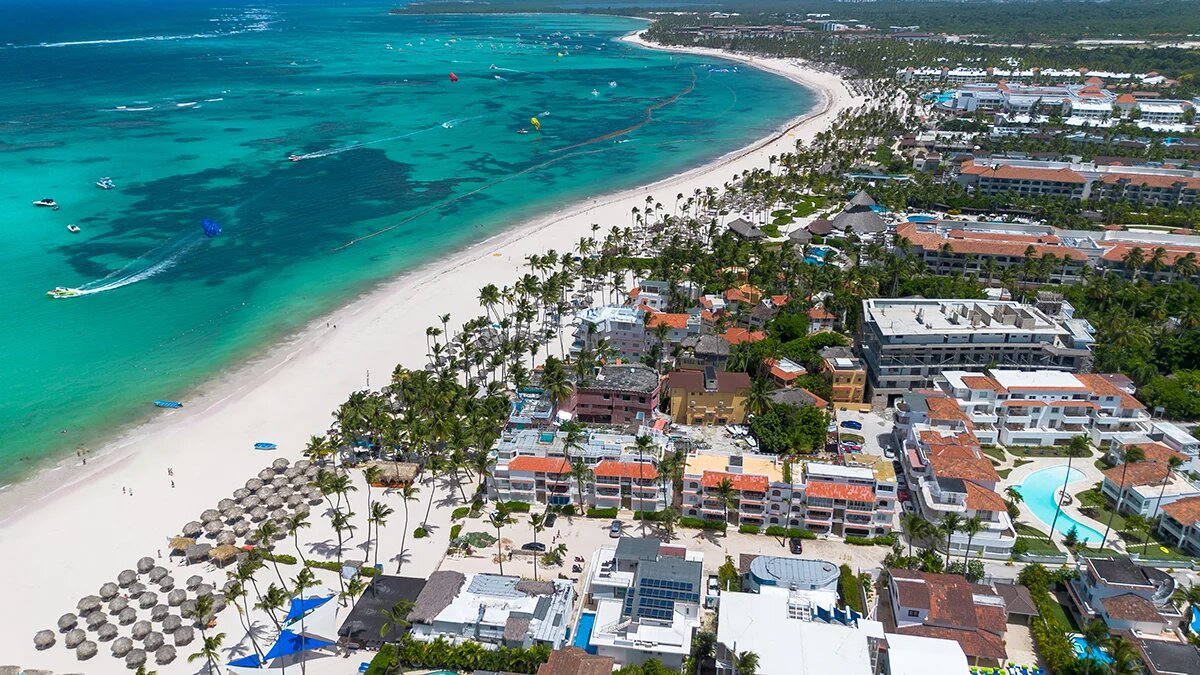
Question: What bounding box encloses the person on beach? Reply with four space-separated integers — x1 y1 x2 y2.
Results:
171 480 175 488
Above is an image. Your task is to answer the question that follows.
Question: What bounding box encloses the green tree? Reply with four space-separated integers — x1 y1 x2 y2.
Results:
939 513 963 567
529 513 546 581
188 632 225 675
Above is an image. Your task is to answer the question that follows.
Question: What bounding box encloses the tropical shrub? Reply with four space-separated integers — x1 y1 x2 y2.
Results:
413 526 428 539
738 524 760 534
839 564 865 614
390 634 550 673
586 507 619 519
449 524 463 541
451 507 471 520
262 552 298 565
503 501 531 513
680 516 727 531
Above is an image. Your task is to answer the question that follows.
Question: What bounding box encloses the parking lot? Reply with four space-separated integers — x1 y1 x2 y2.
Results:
829 408 895 458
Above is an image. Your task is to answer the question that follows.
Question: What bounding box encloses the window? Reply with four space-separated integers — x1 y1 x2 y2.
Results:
907 609 920 618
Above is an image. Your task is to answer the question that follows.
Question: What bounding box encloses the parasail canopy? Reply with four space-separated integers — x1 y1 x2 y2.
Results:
448 72 458 82
202 219 222 238
530 117 541 131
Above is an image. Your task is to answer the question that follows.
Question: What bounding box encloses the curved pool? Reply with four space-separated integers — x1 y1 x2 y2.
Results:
1014 465 1106 545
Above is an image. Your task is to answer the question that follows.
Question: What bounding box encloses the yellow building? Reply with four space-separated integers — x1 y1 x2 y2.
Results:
820 347 867 407
666 367 752 426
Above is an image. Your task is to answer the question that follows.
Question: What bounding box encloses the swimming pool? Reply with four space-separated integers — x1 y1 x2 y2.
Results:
1070 635 1114 664
907 215 937 222
573 612 597 654
1014 466 1106 545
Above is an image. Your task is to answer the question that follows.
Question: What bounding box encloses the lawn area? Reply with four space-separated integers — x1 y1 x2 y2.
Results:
1135 542 1200 563
981 446 1007 463
1015 522 1049 538
1049 586 1081 631
791 195 826 217
998 468 1012 479
1014 459 1032 469
1017 537 1062 555
1094 458 1113 471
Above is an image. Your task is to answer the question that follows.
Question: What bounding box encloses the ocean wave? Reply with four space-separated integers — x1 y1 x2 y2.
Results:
6 20 273 49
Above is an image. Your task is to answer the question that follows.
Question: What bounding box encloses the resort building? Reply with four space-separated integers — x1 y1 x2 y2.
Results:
628 279 699 313
570 305 646 361
956 158 1200 207
741 556 840 594
1100 446 1200 518
933 369 1152 448
764 357 807 387
507 389 558 431
859 298 1093 407
1065 557 1178 635
585 538 704 669
1148 421 1200 469
665 367 751 426
407 572 574 650
807 305 836 333
676 334 732 370
489 427 672 511
885 569 1009 666
1157 496 1200 556
568 364 662 425
820 346 867 406
1136 640 1200 675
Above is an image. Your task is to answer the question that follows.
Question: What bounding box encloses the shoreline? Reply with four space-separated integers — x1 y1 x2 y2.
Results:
0 29 859 669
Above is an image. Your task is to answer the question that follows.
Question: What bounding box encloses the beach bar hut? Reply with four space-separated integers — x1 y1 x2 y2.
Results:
169 536 195 556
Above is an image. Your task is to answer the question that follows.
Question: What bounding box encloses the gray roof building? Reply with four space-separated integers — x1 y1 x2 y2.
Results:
1138 639 1200 675
727 218 766 240
339 575 429 648
744 556 841 592
830 209 887 234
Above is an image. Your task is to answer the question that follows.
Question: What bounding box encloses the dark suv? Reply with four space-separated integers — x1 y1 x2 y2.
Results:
789 537 803 554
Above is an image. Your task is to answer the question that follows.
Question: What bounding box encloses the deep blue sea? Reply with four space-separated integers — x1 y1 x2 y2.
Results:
0 0 812 484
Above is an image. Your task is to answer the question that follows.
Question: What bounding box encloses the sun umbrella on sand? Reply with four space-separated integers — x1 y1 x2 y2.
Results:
233 521 251 537
224 506 244 522
203 520 223 536
201 509 221 523
242 495 262 510
250 506 268 522
64 628 86 648
284 466 301 479
118 607 136 625
128 581 147 597
117 569 137 587
167 589 186 607
217 530 236 546
245 478 263 491
107 597 128 614
57 613 77 631
137 556 155 573
233 487 251 502
217 498 236 511
126 648 146 668
148 566 168 582
150 604 169 622
162 615 182 632
139 592 158 609
168 536 195 555
271 509 288 525
186 575 203 590
34 630 55 650
266 495 284 510
255 486 274 500
85 612 107 629
96 623 118 641
179 599 196 619
173 626 194 646
287 494 305 509
272 457 290 471
181 521 202 537
156 644 176 664
144 631 164 651
277 485 294 499
158 575 175 591
131 620 151 640
98 582 119 600
295 459 311 471
257 468 274 481
185 543 211 562
195 583 214 598
76 640 97 660
111 636 133 657
271 475 288 489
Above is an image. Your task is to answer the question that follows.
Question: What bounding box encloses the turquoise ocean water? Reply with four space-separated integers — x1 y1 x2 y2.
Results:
0 1 812 485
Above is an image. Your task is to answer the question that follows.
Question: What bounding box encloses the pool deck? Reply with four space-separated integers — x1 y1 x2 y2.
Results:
1001 453 1121 550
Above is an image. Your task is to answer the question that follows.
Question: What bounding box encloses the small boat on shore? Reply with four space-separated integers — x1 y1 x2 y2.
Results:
154 400 183 409
33 198 59 209
96 177 115 190
67 224 80 233
254 442 277 450
47 286 82 299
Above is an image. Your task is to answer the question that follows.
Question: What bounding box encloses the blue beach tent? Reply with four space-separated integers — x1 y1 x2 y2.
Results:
282 595 334 625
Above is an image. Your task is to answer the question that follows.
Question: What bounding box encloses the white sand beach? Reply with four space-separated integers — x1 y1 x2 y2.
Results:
0 31 860 673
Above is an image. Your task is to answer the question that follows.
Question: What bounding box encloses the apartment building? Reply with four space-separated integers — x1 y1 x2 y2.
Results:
1158 496 1200 556
858 298 1094 407
665 367 751 426
507 389 557 430
894 396 1016 558
569 364 661 425
957 158 1200 208
1099 447 1200 518
628 279 699 312
820 346 867 406
681 451 896 536
408 572 574 650
934 369 1151 448
489 427 672 511
1065 557 1177 635
570 305 646 361
887 569 1009 666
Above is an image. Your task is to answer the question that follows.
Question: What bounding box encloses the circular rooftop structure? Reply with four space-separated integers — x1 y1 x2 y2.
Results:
748 557 840 591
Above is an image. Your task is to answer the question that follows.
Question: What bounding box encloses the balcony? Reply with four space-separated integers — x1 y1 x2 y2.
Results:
805 511 832 522
845 514 873 525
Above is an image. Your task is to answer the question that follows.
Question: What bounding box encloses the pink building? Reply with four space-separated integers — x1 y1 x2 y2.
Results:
568 364 662 425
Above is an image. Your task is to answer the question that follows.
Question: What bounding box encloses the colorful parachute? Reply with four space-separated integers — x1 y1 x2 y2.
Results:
202 218 222 238
448 72 458 82
530 117 541 131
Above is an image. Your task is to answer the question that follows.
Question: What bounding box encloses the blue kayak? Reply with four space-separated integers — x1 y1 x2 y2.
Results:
154 400 183 408
254 442 277 450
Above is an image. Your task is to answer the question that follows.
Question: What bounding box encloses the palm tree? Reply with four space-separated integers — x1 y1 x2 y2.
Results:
363 465 383 528
570 458 592 512
1107 636 1144 675
1123 513 1150 551
135 666 159 675
745 377 773 417
714 477 738 530
960 515 984 570
379 599 416 649
660 505 680 541
490 504 514 575
939 513 963 566
396 484 420 573
253 520 288 590
1144 455 1184 554
255 583 288 629
188 632 225 674
286 512 311 565
1049 435 1090 542
900 511 927 558
529 513 546 581
1100 445 1147 550
1003 486 1024 514
369 501 394 570
330 509 356 602
1080 619 1110 675
734 650 760 675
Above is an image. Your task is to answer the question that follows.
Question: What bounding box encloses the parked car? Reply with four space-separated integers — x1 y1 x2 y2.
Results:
840 420 863 430
543 512 557 528
521 542 547 552
789 537 804 554
883 447 895 459
901 502 915 514
898 489 910 501
609 520 623 538
897 475 908 489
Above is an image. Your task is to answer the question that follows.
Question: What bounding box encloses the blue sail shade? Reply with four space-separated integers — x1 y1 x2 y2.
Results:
263 630 335 661
282 595 334 625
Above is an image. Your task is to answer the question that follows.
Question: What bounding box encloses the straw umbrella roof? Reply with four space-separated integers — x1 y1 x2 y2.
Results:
148 566 168 582
168 536 195 553
184 543 211 562
217 498 236 511
128 582 147 597
233 487 251 501
277 485 294 499
155 644 176 664
76 640 97 660
117 607 136 625
295 502 311 516
257 468 274 481
242 495 262 510
224 505 244 522
233 521 251 536
287 494 305 509
117 569 137 587
158 575 175 591
111 636 133 657
186 575 203 590
271 475 288 488
126 648 147 668
34 630 55 650
203 520 223 536
270 509 288 524
195 583 214 597
181 521 202 537
167 589 186 607
284 466 301 479
162 614 182 632
172 626 194 646
107 597 128 614
58 613 78 631
266 495 284 510
85 612 107 628
213 594 228 613
137 556 155 573
272 457 290 471
255 486 274 500
216 531 236 546
64 628 86 648
295 459 311 470
211 544 239 564
144 631 164 651
139 592 159 609
98 582 119 600
150 604 169 621
131 620 151 639
201 509 221 523
250 506 268 522
245 478 263 491
96 623 118 641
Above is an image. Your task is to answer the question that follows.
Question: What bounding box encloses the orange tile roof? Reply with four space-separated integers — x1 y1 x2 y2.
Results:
925 395 972 425
647 312 690 329
1097 172 1200 190
593 460 658 480
1099 243 1200 266
1127 442 1188 466
1076 373 1146 410
948 229 1061 245
807 306 835 321
805 480 875 502
701 470 768 493
964 482 1007 513
765 358 801 382
896 221 1089 261
1102 460 1171 488
508 456 572 474
928 454 1000 484
1116 93 1137 104
918 430 981 461
960 375 1008 393
960 159 1088 184
770 295 790 307
722 328 767 345
1162 495 1200 526
723 284 763 304
629 287 641 298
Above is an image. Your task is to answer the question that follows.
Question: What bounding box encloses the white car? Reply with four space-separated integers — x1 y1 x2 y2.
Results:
883 447 896 459
902 502 915 514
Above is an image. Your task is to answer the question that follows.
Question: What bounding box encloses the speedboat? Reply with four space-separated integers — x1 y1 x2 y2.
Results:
67 224 80 233
96 177 115 190
288 154 303 162
33 198 58 209
47 287 82 299
516 129 529 134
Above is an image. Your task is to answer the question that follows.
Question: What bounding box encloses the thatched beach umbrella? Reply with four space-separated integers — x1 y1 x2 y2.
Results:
195 583 214 598
167 588 186 607
131 620 151 640
144 631 164 651
295 459 311 471
305 464 319 477
186 575 202 590
244 530 260 545
233 487 251 502
85 612 107 629
117 607 136 625
203 520 223 536
96 623 117 641
158 575 175 591
125 648 146 668
255 486 273 500
233 521 251 537
117 569 137 587
136 556 155 573
181 521 202 537
287 494 305 509
245 478 263 491
284 466 301 479
305 488 323 505
172 625 194 646
139 592 158 610
250 506 268 522
111 636 133 657
57 613 78 631
99 582 119 600
76 640 97 660
272 457 290 471
216 530 236 546
34 629 55 650
162 615 182 632
211 543 239 567
266 495 284 510
107 597 128 614
271 475 288 489
242 495 262 510
179 599 196 619
148 566 168 582
270 509 288 525
257 468 274 481
128 582 147 598
217 498 236 511
296 502 311 516
155 644 176 664
184 543 211 563
224 506 244 522
212 594 228 613
201 508 221 523
150 604 169 622
168 536 194 556
277 485 294 499
65 628 86 648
